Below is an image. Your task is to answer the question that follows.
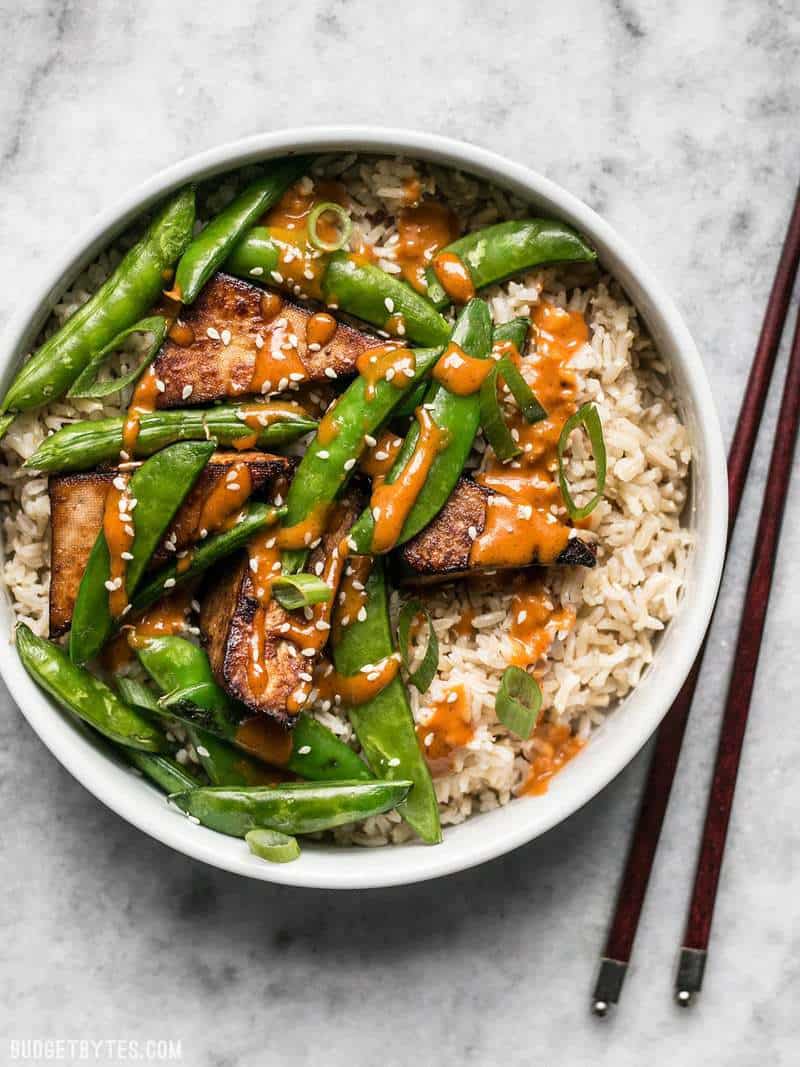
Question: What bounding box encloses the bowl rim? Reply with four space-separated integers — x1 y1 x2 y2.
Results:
0 126 728 888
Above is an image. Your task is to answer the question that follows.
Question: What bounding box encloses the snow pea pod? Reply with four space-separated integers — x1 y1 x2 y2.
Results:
348 299 492 553
492 315 531 351
0 187 195 421
226 230 451 347
16 624 164 752
24 402 316 473
69 440 215 665
171 158 309 304
136 635 371 782
169 779 412 837
130 501 283 614
280 344 443 552
332 558 441 844
423 218 596 309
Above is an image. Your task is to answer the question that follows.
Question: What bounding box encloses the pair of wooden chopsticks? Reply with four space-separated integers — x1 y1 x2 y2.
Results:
592 186 800 1015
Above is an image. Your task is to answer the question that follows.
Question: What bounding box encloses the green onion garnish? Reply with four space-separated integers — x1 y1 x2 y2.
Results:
272 573 333 611
557 402 607 520
67 315 168 399
246 828 301 864
479 357 548 463
496 666 542 738
398 599 439 693
117 676 160 712
496 357 547 424
307 202 352 253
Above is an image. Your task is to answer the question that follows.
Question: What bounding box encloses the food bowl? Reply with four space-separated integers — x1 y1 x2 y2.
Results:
0 127 727 888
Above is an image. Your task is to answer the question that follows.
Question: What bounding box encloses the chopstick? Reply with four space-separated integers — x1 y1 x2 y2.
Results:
676 279 800 1004
592 185 800 1016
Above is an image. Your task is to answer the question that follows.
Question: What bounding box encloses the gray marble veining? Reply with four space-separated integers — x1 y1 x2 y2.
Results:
1 0 799 1063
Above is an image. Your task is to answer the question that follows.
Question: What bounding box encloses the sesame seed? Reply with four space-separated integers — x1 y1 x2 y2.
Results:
278 377 289 391
226 483 241 491
164 578 176 588
221 329 232 346
297 745 312 755
121 551 134 561
196 745 210 758
343 458 356 471
206 327 221 340
384 297 395 313
324 367 338 379
270 271 284 283
372 507 382 521
112 476 126 491
317 449 330 459
315 620 330 631
517 610 528 625
279 622 291 633
364 434 377 447
289 372 304 382
301 648 316 658
385 367 395 381
249 266 264 276
397 322 406 336
424 732 434 747
375 450 388 461
255 334 264 349
387 757 401 767
308 342 321 352
303 268 314 281
155 379 166 393
367 671 380 682
357 606 367 622
447 691 459 704
468 525 478 540
340 615 350 627
182 384 193 399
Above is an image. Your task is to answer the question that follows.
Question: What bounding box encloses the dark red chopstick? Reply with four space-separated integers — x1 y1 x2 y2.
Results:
676 279 800 1003
592 184 800 1016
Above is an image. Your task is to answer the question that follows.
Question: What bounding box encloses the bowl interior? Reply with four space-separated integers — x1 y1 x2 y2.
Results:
0 128 727 888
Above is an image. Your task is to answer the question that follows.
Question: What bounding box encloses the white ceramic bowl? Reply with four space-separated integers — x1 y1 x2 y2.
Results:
0 127 727 888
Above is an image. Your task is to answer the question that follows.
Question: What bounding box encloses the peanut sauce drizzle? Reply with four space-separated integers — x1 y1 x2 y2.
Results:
122 364 160 457
248 309 309 396
168 321 195 347
431 251 476 304
431 341 493 396
519 723 585 795
470 302 587 569
174 462 254 576
508 580 575 670
359 429 404 481
314 652 400 708
306 312 338 350
416 684 474 775
103 589 191 671
355 344 414 402
331 555 372 642
368 407 448 553
233 714 294 767
102 478 136 619
395 202 460 292
263 179 350 302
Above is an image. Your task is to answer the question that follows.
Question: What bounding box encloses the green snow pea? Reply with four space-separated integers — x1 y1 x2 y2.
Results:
332 558 441 844
69 440 215 665
170 778 412 837
125 749 200 793
16 624 164 752
25 401 315 473
423 218 596 309
172 158 309 304
348 298 492 553
0 187 195 422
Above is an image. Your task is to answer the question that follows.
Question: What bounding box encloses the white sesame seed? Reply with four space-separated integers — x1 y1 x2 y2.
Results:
112 476 126 491
364 434 377 447
317 450 330 459
467 525 478 540
374 450 388 461
447 691 459 704
182 384 193 399
387 757 401 767
308 342 322 352
255 333 264 349
206 327 221 340
270 271 284 283
121 551 134 561
343 458 356 471
517 610 528 625
297 745 312 755
155 379 166 393
424 732 434 747
289 372 304 382
357 606 367 622
301 648 316 658
372 507 382 521
164 578 176 588
384 297 395 313
278 377 289 391
324 367 338 379
196 745 210 758
367 671 380 682
385 367 395 381
279 622 291 633
315 620 331 631
249 266 264 276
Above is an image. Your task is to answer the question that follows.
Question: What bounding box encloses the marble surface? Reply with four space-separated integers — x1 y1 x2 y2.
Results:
1 1 799 1063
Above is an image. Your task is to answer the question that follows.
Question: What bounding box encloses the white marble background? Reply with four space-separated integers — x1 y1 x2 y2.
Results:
1 1 799 1064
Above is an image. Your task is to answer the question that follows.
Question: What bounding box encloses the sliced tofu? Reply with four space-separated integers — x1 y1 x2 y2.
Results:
48 452 291 637
199 490 364 725
395 476 597 585
154 272 382 406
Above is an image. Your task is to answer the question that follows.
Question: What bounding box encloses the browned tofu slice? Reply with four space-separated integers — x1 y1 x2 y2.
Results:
199 491 364 725
395 476 597 585
153 272 382 406
48 452 291 637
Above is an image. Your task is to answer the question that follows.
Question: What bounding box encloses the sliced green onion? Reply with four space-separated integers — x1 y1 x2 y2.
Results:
117 677 160 713
480 363 521 462
246 828 301 863
397 599 439 693
67 315 168 399
307 202 352 253
496 357 547 424
272 574 333 611
557 402 607 520
496 666 542 739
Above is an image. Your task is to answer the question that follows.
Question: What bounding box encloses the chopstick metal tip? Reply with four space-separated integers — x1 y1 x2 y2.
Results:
591 958 627 1017
674 947 706 1007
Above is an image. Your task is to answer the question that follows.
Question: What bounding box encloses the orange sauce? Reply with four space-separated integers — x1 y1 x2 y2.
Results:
277 502 331 551
168 321 195 347
402 176 423 206
102 479 135 618
368 407 447 552
395 201 460 292
122 365 160 457
246 528 281 606
306 312 338 350
454 607 475 638
315 653 400 707
259 291 284 323
249 314 308 395
234 714 294 766
104 589 191 670
355 344 413 402
520 722 584 795
432 341 492 396
470 302 587 568
263 179 349 301
359 429 404 481
196 462 253 537
431 251 475 304
416 685 474 773
508 580 575 669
